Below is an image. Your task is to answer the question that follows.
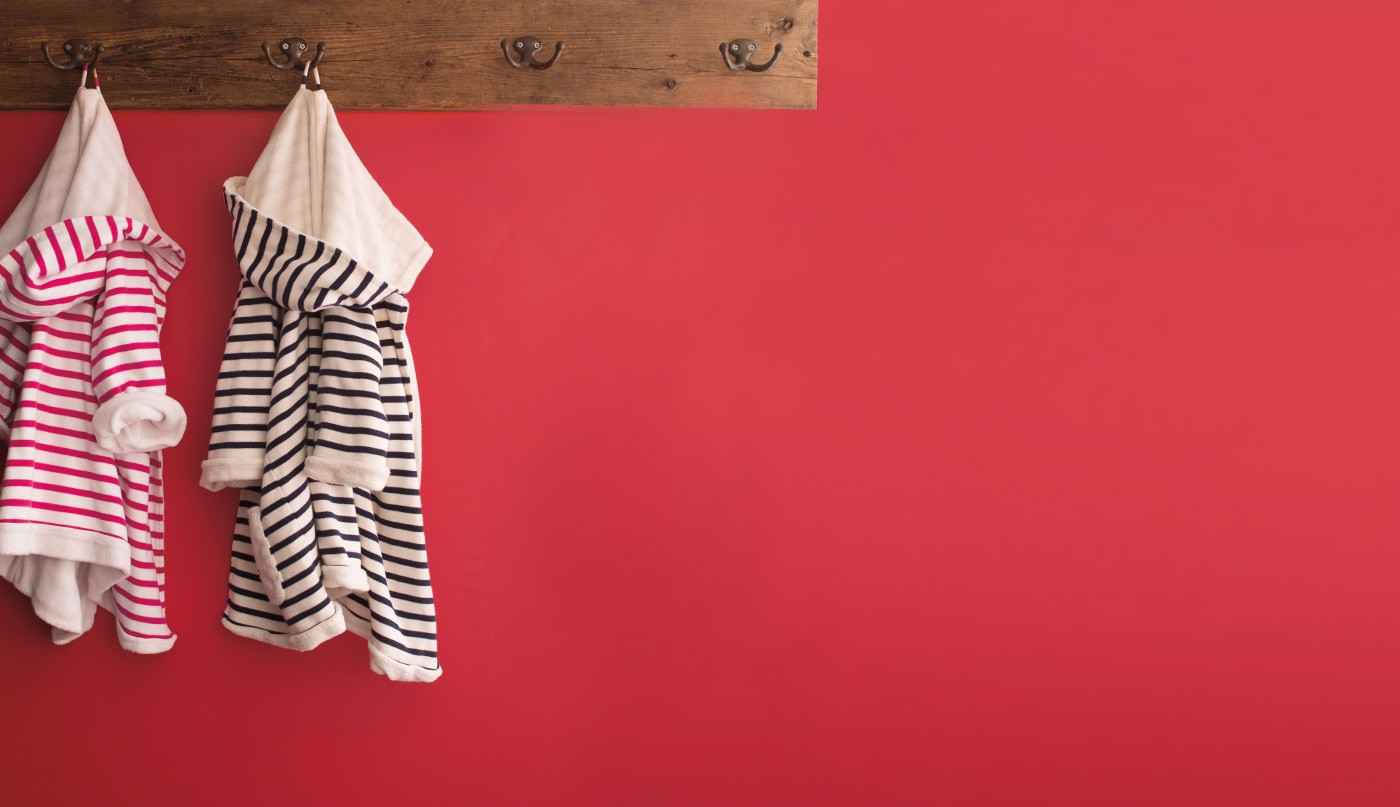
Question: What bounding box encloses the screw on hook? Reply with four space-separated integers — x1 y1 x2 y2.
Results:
262 37 325 70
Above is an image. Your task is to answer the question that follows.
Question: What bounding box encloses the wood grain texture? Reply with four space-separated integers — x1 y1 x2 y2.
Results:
0 0 817 110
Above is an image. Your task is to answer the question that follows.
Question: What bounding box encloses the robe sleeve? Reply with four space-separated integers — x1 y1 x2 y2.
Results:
89 254 186 455
200 280 277 491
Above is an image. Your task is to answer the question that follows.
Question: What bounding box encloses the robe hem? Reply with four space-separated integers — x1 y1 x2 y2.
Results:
221 605 347 652
0 524 129 636
342 607 443 683
114 624 177 654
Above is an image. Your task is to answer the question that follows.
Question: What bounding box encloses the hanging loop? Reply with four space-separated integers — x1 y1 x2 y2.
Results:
79 62 100 90
502 36 564 69
42 40 103 71
300 60 323 91
721 39 782 72
262 37 325 72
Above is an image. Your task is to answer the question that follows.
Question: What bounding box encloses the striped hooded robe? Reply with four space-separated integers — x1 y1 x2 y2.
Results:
201 86 440 682
0 84 187 651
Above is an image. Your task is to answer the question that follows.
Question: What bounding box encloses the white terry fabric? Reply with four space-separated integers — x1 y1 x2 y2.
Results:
203 87 440 682
0 86 186 652
0 87 157 243
239 86 432 294
94 389 187 455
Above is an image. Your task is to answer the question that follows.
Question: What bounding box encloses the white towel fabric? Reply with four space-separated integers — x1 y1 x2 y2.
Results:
202 87 440 682
0 86 186 652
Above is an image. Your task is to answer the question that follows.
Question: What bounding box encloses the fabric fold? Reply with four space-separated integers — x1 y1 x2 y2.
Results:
94 390 187 454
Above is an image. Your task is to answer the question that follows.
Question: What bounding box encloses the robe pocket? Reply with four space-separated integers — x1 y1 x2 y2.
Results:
246 506 287 606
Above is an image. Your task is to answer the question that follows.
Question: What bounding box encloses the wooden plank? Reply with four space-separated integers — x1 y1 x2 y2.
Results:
0 0 817 110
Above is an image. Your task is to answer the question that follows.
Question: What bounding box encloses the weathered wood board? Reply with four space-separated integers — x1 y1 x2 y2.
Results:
0 1 818 110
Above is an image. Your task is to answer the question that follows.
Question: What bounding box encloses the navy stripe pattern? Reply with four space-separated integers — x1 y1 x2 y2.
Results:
203 186 439 681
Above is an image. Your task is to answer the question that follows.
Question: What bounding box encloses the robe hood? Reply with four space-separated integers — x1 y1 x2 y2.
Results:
0 88 183 320
224 87 432 296
0 88 158 244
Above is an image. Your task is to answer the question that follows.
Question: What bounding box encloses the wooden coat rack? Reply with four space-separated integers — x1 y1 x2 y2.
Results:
0 1 817 110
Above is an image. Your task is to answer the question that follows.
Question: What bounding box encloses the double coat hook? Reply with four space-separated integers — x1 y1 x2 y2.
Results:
41 39 103 71
721 39 782 72
502 36 564 69
262 37 326 72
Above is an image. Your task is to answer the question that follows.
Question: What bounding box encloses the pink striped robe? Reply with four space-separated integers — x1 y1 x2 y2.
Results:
0 87 187 652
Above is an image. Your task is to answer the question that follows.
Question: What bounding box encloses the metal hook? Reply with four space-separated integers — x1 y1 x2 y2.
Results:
502 36 564 69
721 39 782 72
262 37 325 71
41 40 103 71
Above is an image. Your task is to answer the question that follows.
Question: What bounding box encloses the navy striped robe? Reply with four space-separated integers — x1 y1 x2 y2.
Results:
202 174 439 681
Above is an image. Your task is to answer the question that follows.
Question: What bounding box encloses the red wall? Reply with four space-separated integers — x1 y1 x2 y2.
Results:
2 3 1399 805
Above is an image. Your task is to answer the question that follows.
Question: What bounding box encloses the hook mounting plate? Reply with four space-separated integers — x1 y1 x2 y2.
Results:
502 36 564 69
41 39 103 70
262 37 325 70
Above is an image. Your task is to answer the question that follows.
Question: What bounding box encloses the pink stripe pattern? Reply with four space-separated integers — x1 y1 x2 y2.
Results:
0 213 186 651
